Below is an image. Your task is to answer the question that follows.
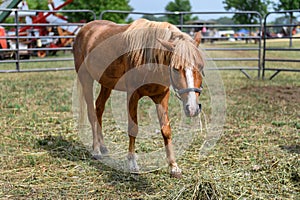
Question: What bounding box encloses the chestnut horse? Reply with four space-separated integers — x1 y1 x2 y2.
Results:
73 19 204 178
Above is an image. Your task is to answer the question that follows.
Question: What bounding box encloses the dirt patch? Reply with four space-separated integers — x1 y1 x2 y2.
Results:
239 85 300 104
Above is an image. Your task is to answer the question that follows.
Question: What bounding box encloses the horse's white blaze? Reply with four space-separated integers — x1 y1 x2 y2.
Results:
185 68 198 116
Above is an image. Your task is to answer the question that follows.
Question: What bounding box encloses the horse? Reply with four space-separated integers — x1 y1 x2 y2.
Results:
73 18 204 178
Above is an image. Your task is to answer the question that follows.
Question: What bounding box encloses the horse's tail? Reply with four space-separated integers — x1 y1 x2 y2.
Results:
73 76 87 130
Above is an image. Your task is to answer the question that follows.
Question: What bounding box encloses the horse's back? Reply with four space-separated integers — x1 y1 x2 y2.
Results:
73 20 129 73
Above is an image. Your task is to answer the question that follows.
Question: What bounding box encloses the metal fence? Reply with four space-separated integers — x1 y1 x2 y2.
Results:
100 10 263 79
0 9 95 73
1 9 299 80
262 9 300 79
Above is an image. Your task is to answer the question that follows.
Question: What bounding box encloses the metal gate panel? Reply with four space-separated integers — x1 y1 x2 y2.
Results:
262 9 300 79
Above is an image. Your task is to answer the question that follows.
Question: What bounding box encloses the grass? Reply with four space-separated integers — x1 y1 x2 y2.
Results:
0 41 299 199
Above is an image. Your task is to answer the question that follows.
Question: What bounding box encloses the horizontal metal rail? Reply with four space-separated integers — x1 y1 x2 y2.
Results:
0 67 73 73
1 23 86 27
200 36 261 39
0 57 73 63
180 24 261 28
264 48 300 51
0 36 76 39
203 47 260 51
0 47 72 52
264 59 300 62
207 58 259 61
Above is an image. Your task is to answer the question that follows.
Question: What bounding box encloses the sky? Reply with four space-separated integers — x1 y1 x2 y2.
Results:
129 0 229 20
129 0 226 13
128 0 282 21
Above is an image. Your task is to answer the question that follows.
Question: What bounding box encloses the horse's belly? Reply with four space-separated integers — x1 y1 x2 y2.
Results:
99 64 170 94
99 76 127 91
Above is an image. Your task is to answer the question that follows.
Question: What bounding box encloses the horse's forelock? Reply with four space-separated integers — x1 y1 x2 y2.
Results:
171 39 204 71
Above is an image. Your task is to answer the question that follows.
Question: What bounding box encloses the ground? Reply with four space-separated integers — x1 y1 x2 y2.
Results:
0 38 299 199
0 68 299 199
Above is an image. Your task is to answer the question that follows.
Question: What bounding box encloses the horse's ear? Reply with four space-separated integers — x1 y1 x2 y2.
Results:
157 38 175 51
194 31 202 47
171 31 184 40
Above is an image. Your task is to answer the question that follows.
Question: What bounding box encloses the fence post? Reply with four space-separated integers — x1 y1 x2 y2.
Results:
14 9 20 71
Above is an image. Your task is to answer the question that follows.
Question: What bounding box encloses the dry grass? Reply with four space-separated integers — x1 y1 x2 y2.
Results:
0 43 299 199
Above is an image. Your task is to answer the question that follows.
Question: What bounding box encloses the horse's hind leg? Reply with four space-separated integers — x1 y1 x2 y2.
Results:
151 91 182 178
127 91 140 173
78 67 102 159
95 86 112 155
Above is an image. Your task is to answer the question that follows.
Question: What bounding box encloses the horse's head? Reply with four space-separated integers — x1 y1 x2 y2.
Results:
158 31 204 117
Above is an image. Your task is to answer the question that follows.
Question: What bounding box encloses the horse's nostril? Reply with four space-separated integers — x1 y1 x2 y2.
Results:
186 104 190 111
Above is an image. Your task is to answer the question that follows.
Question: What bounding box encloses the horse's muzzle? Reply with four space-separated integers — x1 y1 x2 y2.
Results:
185 103 201 117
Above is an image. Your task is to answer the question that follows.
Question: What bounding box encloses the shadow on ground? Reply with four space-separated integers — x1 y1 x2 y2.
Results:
280 145 300 154
36 135 155 195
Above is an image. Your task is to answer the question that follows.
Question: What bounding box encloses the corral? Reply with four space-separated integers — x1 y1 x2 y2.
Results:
0 9 299 199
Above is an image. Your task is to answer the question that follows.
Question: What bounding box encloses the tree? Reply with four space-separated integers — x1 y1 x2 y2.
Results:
26 0 48 10
63 0 133 23
214 16 234 25
25 0 132 23
223 0 271 24
165 0 196 25
274 0 300 24
273 0 300 46
274 0 300 11
141 15 168 22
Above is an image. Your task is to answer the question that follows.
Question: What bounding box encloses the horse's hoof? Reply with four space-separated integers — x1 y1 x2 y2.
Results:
127 153 139 174
170 171 182 179
92 154 103 160
100 146 109 155
129 162 140 174
129 166 140 174
170 165 182 178
92 150 103 160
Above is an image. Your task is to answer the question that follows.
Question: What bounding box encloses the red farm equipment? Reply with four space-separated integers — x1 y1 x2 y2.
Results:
18 0 77 57
0 0 77 59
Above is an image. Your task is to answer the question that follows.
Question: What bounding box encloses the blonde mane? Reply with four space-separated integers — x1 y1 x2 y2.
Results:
123 18 204 71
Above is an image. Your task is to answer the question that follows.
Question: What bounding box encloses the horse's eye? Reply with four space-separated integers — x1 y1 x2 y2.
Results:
172 68 180 73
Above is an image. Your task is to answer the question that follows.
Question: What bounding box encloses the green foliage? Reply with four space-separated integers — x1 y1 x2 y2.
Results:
26 0 49 10
215 16 234 24
25 0 132 23
165 0 196 25
64 0 133 23
141 15 168 22
273 0 300 25
274 0 300 11
223 0 271 24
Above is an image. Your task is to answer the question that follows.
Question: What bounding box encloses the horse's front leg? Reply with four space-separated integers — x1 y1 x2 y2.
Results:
127 91 140 173
152 92 182 178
